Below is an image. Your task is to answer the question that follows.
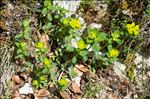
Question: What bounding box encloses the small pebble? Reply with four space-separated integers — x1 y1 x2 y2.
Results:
146 71 150 77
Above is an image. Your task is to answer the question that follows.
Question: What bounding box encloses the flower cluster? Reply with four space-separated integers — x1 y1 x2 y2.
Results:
108 49 119 58
62 18 70 25
36 42 45 49
77 39 86 50
69 19 81 29
62 18 81 29
111 30 120 42
88 31 97 40
126 22 140 36
43 57 51 65
57 78 69 89
86 29 100 43
20 42 27 47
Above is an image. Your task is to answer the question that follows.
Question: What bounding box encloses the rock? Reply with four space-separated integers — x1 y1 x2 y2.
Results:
79 17 86 33
113 61 126 78
145 55 150 67
19 83 34 95
79 17 85 25
146 71 150 77
134 53 143 65
133 52 150 97
71 38 78 48
53 1 81 17
7 3 14 10
89 23 102 29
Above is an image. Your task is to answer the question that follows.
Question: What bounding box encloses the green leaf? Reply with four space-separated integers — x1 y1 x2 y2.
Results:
17 49 22 54
24 51 30 56
86 39 93 43
44 0 51 7
23 32 30 40
83 56 88 61
42 23 52 30
116 39 123 45
42 24 48 30
109 57 117 63
79 51 88 58
108 38 112 44
47 13 52 21
97 32 107 42
50 70 55 80
47 4 52 10
66 45 74 52
107 45 112 50
47 22 52 29
15 33 22 39
23 19 29 27
69 66 77 78
25 62 34 69
54 15 59 19
15 54 23 59
42 8 48 15
15 42 20 47
92 43 100 53
39 47 48 53
72 56 77 64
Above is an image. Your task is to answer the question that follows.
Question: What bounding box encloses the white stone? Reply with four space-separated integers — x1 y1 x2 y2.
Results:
86 44 92 52
80 23 86 33
89 23 102 29
134 53 143 65
71 38 78 48
98 52 103 55
19 83 34 95
113 61 126 78
146 71 150 77
145 56 150 67
71 37 80 48
78 17 85 25
122 9 130 15
53 1 81 17
7 3 14 10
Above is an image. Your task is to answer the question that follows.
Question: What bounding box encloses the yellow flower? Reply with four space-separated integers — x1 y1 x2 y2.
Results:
77 39 86 50
43 58 51 65
36 42 45 49
70 19 81 29
112 31 120 41
63 18 69 25
88 31 97 39
32 80 38 86
126 22 140 36
39 75 46 81
58 78 69 88
20 42 27 47
108 49 119 57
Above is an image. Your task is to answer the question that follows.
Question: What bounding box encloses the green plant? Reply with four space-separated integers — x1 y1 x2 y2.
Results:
57 78 69 90
0 80 12 99
15 42 29 59
14 18 31 60
146 0 150 19
14 18 56 89
14 0 143 90
126 22 140 36
15 19 31 40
